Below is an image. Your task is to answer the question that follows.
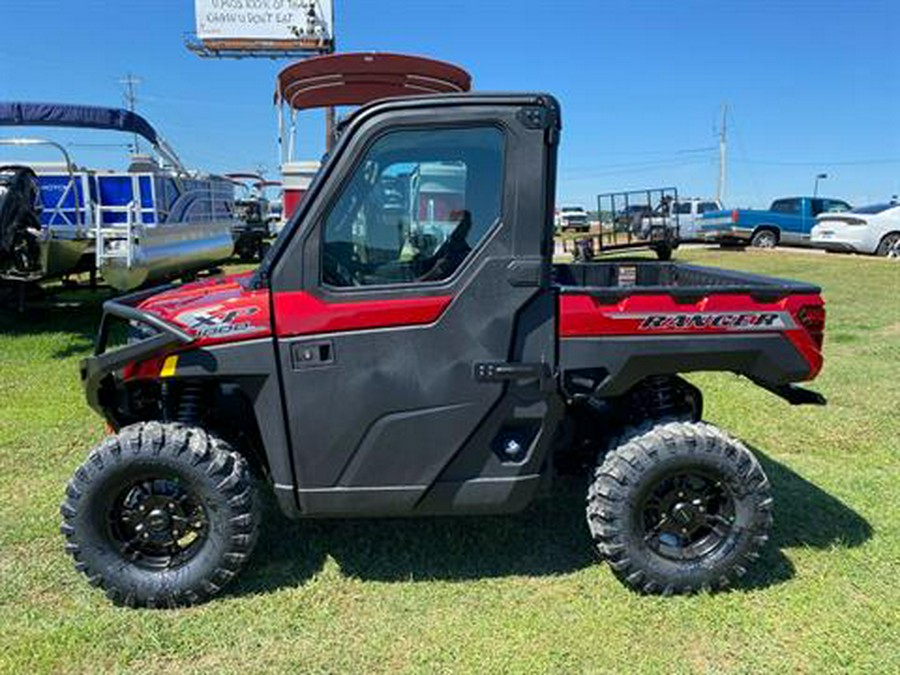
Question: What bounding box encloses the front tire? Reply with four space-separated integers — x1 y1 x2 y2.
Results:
60 422 259 607
586 420 772 594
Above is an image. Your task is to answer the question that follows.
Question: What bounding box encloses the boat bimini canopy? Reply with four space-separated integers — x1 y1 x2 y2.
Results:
0 102 185 173
274 52 472 163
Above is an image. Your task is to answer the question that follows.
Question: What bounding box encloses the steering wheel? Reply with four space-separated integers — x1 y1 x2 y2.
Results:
417 212 473 281
322 249 361 287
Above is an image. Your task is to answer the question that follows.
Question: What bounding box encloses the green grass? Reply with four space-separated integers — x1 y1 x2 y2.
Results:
1 249 898 674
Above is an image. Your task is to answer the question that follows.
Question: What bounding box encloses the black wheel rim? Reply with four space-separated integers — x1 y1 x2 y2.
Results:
639 469 736 561
107 476 209 570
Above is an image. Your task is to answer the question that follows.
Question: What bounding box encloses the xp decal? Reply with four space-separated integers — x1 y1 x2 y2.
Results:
175 305 266 339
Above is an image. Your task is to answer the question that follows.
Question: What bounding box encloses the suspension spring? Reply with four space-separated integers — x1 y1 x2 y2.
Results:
627 375 697 422
643 376 682 417
176 382 205 425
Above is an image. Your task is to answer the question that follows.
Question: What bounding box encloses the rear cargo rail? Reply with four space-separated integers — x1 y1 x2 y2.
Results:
553 261 820 303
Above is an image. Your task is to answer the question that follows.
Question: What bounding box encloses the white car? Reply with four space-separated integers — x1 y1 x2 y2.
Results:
812 202 900 258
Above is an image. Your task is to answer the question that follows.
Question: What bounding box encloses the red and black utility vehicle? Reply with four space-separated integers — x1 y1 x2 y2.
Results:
64 94 826 607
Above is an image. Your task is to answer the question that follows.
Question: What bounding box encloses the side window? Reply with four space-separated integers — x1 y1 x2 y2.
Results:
825 200 851 213
771 199 800 215
674 202 692 215
322 127 504 288
698 202 719 214
810 199 826 217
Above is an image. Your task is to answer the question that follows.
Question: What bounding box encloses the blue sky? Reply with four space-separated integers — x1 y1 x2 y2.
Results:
1 0 897 208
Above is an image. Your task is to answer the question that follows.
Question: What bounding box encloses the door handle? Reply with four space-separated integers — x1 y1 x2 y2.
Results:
290 340 334 370
474 361 550 382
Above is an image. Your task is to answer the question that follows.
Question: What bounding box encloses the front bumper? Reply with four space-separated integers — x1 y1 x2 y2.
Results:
80 285 194 416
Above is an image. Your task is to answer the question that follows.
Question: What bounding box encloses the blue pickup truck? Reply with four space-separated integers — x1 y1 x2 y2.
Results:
701 196 852 248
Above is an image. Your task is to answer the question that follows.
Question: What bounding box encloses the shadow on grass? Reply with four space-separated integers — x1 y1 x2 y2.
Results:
230 446 872 598
0 282 114 359
735 446 872 591
231 474 596 598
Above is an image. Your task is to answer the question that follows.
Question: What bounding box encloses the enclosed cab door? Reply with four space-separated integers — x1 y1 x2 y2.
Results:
267 95 562 516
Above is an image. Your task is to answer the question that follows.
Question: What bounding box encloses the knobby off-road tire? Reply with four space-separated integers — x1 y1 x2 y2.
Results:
586 420 772 595
60 422 259 608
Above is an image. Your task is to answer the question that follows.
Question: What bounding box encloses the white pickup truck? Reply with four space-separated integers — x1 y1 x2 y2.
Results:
674 198 723 240
635 197 722 241
638 198 722 241
555 205 590 232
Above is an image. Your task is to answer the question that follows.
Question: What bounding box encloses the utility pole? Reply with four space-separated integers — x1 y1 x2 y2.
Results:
717 103 727 203
119 73 142 153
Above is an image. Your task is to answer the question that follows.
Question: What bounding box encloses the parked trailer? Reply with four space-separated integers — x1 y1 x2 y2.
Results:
225 173 275 262
560 188 681 261
0 140 91 283
0 102 235 291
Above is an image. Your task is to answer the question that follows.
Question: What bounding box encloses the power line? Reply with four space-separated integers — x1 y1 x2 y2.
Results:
734 157 900 167
118 73 142 153
560 156 715 179
727 107 764 206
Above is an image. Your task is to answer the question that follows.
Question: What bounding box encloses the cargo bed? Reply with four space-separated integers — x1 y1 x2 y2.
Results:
553 261 820 301
554 261 825 397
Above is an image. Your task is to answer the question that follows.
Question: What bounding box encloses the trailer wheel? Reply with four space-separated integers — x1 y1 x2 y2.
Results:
60 422 259 608
586 420 772 595
653 243 673 261
235 236 259 262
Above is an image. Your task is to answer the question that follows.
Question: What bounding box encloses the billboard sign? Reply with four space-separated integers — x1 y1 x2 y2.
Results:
195 0 333 49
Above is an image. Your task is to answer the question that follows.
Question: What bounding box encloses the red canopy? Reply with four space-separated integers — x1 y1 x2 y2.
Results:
275 52 471 110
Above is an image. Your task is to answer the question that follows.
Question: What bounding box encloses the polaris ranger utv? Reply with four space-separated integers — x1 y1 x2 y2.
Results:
65 94 827 607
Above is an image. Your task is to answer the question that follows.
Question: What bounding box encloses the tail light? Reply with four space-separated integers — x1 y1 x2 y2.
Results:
797 304 825 350
731 209 739 224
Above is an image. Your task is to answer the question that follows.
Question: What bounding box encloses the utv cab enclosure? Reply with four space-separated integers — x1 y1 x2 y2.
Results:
66 94 827 607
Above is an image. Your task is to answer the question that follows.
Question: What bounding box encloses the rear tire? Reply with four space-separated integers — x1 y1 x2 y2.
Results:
876 232 900 258
60 422 259 608
586 420 772 594
750 229 778 248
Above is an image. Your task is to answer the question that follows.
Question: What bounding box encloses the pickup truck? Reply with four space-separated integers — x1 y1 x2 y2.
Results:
555 205 590 232
637 197 723 241
65 93 827 607
701 196 852 248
